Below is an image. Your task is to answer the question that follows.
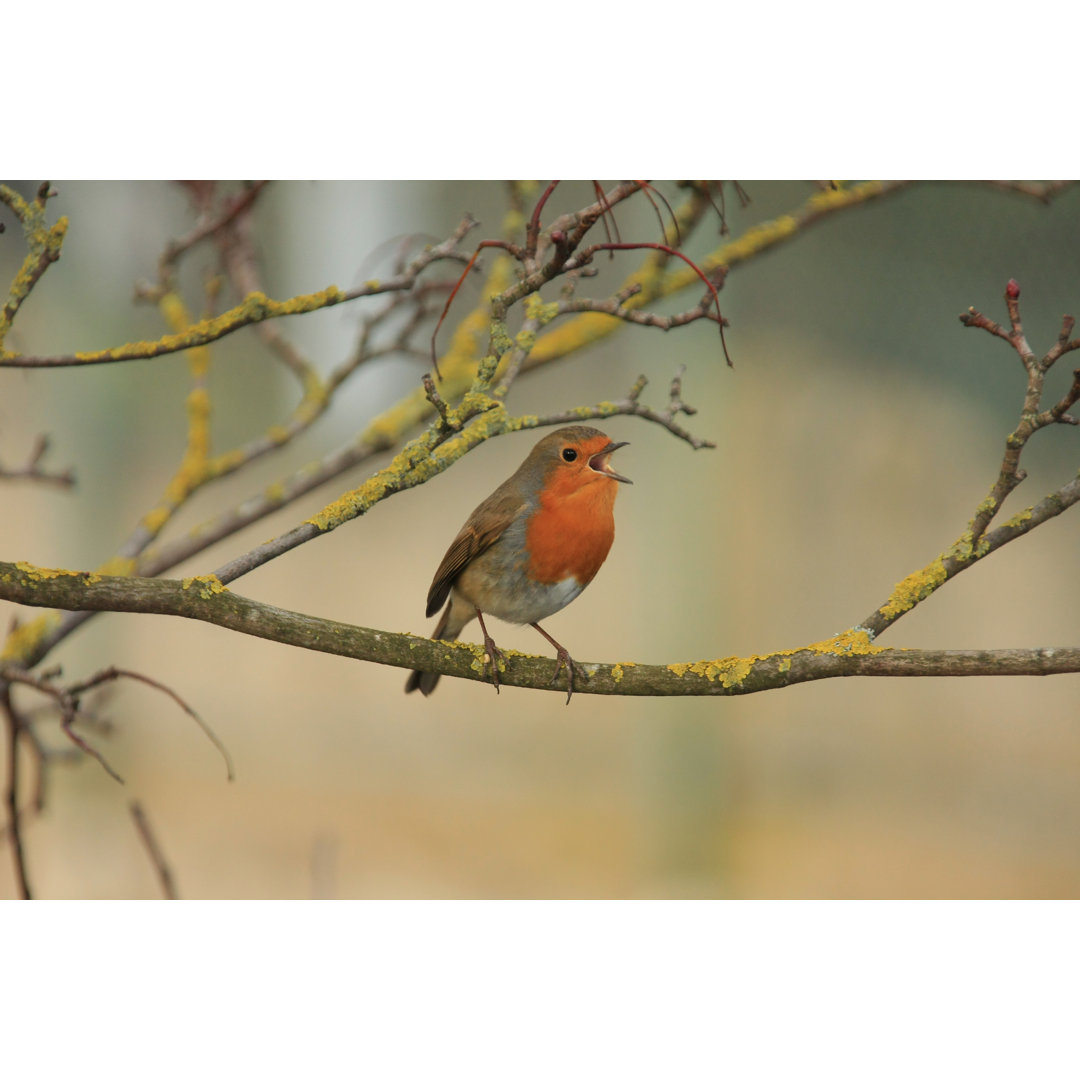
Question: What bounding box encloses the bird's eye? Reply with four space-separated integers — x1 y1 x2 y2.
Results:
561 447 578 462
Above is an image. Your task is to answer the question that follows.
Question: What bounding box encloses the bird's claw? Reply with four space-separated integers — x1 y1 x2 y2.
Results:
550 648 576 705
482 638 505 695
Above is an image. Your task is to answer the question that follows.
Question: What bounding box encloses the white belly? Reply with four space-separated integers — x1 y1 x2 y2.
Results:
457 572 584 626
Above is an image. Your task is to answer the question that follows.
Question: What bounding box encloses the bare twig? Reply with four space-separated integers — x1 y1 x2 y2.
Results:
553 290 721 333
525 181 561 257
527 370 716 450
567 240 730 365
0 662 232 784
159 180 271 281
1 215 479 369
1 681 32 898
67 666 234 782
978 180 1076 204
859 287 1080 638
1 667 125 783
430 235 514 376
0 434 75 487
423 373 460 430
129 800 179 899
958 280 1080 546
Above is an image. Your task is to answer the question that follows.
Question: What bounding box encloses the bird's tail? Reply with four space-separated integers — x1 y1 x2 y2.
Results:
405 602 464 696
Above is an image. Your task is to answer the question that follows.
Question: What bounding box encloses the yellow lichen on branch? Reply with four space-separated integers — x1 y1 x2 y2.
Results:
0 612 62 662
133 292 216 540
306 399 510 532
12 561 101 586
304 258 517 534
875 525 991 624
526 181 906 371
665 629 886 689
1 285 348 366
878 561 950 620
667 655 755 687
0 563 100 662
806 628 886 656
0 183 70 346
180 574 228 600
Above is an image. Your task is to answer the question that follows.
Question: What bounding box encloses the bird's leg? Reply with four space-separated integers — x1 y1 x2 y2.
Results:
475 610 505 694
530 622 576 705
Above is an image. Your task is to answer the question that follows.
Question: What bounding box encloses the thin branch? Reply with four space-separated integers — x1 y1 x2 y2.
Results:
430 235 513 376
959 282 1080 545
977 180 1076 203
67 666 233 782
159 180 271 279
0 182 68 346
0 681 32 898
860 289 1080 638
635 182 681 247
1 216 478 368
553 291 721 334
525 181 560 257
0 435 75 487
1 666 124 783
129 800 179 899
0 661 232 784
528 370 716 450
523 181 916 373
423 374 460 431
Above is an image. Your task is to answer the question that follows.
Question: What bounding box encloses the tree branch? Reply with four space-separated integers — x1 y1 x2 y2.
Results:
3 563 1079 698
0 434 75 488
0 216 477 368
0 681 31 899
129 800 179 900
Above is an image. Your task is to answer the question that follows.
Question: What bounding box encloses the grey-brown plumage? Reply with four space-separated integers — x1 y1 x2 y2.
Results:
405 427 630 699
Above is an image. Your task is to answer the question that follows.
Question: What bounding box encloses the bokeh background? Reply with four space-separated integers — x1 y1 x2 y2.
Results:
2 180 1079 899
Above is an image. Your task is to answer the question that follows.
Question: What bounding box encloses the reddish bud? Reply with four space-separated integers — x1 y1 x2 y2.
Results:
550 229 567 246
1006 279 1021 299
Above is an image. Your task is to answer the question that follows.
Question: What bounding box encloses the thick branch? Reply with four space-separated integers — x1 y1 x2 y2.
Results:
2 563 1078 697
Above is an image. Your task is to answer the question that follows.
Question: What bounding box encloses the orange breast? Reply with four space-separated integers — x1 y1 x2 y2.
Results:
524 474 618 586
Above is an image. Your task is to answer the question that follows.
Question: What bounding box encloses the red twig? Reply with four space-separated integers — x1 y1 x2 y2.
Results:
581 241 731 366
429 239 520 378
525 181 561 257
634 182 682 247
592 181 620 255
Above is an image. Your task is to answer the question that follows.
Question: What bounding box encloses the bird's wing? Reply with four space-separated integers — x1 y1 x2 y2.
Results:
425 488 525 617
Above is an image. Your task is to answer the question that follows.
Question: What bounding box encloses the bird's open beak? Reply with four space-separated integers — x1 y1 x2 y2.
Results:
588 441 632 484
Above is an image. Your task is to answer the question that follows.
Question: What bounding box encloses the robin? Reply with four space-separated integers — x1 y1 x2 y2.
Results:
405 425 631 703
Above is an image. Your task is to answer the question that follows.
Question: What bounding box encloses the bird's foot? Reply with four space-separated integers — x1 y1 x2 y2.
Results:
530 621 577 705
550 647 577 705
476 611 504 694
483 639 505 694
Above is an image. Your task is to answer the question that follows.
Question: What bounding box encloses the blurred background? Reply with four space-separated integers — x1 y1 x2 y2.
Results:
2 180 1079 898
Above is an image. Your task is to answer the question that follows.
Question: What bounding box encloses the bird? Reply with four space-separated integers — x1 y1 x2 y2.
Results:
405 425 631 703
